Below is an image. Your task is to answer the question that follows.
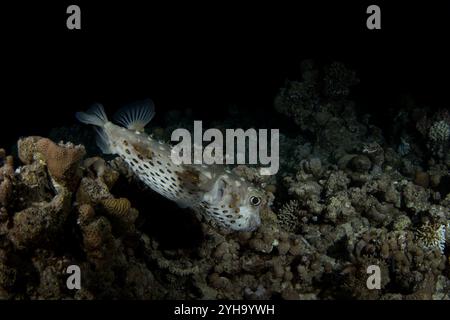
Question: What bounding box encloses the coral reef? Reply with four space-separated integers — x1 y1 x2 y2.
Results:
0 61 449 300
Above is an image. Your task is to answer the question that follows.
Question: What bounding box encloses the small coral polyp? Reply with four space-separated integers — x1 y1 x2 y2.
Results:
416 222 447 254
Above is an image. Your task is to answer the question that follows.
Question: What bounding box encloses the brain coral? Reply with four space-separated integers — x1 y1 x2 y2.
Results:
101 197 131 217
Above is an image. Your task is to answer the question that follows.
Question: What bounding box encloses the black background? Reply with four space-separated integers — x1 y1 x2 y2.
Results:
2 1 450 148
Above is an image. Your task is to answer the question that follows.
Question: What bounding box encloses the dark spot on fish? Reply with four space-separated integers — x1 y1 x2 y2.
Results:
159 169 165 174
131 142 153 159
143 164 149 169
123 140 129 146
125 149 131 154
201 201 209 208
176 168 201 190
223 210 229 214
156 160 162 165
132 158 138 164
229 193 240 209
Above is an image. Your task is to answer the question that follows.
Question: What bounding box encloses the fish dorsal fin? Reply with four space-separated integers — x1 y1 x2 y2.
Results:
114 99 155 131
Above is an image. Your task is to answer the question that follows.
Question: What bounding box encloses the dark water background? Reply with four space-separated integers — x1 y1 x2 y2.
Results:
2 1 450 148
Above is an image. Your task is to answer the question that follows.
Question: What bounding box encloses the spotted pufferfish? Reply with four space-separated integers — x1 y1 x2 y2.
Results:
76 100 265 231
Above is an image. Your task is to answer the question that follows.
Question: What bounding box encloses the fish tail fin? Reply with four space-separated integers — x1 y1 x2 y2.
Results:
114 99 155 131
75 103 108 127
76 104 113 154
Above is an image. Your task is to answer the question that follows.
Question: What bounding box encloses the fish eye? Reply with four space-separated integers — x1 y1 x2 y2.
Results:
249 196 261 206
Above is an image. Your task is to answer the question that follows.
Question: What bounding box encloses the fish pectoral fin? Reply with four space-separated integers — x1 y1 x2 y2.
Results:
202 177 227 203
